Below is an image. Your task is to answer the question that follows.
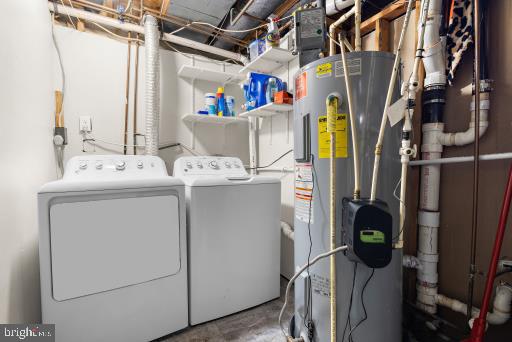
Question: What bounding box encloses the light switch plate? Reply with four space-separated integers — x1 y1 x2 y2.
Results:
79 116 92 133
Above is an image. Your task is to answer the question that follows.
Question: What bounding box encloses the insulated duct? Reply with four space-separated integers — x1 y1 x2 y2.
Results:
144 15 160 156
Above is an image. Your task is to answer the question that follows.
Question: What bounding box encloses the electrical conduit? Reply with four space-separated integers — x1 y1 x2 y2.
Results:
144 15 160 156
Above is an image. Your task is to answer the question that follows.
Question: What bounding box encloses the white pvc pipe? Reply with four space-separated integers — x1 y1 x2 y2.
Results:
328 6 356 56
354 0 362 51
144 15 160 156
48 3 246 63
326 0 355 16
437 284 512 326
410 152 512 166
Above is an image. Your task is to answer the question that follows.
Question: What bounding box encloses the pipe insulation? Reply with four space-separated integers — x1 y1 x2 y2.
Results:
47 3 246 63
144 15 160 156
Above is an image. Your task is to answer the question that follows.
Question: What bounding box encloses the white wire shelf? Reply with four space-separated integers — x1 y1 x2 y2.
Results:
178 65 245 84
182 114 248 125
238 102 293 118
239 47 296 74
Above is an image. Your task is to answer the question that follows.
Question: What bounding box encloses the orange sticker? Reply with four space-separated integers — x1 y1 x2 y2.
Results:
295 71 307 100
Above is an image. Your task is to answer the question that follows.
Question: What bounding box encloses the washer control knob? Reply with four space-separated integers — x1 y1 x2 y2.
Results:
234 163 241 168
115 161 126 171
209 160 218 169
224 161 231 168
137 161 144 169
196 162 203 169
186 161 193 169
95 161 103 170
79 161 88 170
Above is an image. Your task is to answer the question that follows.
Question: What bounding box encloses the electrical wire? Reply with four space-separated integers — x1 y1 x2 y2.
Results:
347 268 375 340
158 142 202 156
279 245 349 340
303 155 316 330
162 41 242 65
172 14 293 36
245 149 293 170
90 22 144 43
84 134 145 148
342 263 358 342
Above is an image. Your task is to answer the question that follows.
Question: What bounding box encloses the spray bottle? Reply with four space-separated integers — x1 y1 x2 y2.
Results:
266 18 280 48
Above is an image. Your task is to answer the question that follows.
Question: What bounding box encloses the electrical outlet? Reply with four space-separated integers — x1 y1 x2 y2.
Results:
79 116 92 133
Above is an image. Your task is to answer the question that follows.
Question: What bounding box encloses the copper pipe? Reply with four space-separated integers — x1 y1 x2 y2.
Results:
133 33 140 155
467 0 481 322
123 32 132 155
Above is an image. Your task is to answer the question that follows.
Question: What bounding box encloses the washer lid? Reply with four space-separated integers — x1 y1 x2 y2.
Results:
49 192 182 301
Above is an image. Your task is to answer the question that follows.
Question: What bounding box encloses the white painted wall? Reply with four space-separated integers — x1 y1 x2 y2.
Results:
0 9 248 323
0 0 56 323
53 26 249 171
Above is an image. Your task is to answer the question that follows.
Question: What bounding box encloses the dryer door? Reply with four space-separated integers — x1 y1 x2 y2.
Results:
49 191 181 301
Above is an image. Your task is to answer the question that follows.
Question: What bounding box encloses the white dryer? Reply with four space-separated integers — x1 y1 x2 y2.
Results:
38 155 187 342
174 156 281 325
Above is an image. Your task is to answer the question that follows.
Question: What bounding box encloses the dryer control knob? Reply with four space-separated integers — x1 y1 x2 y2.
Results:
95 161 103 170
224 161 231 168
115 161 126 171
137 161 144 169
209 160 218 169
197 162 203 169
186 161 193 169
79 161 88 170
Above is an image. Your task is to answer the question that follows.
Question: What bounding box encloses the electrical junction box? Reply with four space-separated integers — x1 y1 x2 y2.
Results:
342 198 393 268
294 8 325 51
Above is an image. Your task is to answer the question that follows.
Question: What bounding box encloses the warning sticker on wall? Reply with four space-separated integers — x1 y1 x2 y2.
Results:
295 71 308 100
335 58 362 77
295 163 314 224
316 62 332 78
318 114 348 158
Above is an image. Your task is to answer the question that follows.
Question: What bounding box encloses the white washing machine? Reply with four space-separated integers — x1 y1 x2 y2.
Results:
38 155 188 342
174 156 281 325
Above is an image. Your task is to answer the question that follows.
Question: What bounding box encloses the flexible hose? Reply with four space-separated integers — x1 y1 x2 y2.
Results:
340 39 360 199
327 95 338 342
279 245 349 341
144 15 160 156
369 0 415 200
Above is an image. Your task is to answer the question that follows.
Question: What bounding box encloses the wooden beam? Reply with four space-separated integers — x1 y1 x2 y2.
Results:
358 0 414 37
375 18 390 52
160 0 171 16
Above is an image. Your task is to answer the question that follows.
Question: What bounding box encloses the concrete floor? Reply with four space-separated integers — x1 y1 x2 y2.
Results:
158 277 294 342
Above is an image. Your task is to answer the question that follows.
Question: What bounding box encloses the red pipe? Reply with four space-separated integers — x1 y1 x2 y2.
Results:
463 164 512 342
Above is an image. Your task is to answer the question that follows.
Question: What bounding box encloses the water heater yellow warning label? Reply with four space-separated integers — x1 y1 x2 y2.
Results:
318 114 348 158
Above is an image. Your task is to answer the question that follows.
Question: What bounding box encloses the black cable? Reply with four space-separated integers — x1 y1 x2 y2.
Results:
246 149 293 170
342 263 358 342
304 156 316 330
348 268 375 340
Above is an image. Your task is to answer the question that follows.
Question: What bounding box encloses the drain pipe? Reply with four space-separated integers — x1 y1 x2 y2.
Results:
144 15 160 156
414 0 493 316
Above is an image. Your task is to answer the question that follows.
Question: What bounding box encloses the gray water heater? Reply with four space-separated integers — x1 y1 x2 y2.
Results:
292 51 402 341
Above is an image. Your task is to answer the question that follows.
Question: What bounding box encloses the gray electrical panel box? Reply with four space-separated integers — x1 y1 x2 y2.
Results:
294 8 326 67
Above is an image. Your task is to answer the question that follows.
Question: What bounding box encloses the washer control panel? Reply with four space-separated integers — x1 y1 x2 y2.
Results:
64 155 168 180
174 157 247 177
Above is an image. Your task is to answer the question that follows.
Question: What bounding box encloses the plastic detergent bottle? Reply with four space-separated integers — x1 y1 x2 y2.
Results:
266 78 278 103
216 87 226 117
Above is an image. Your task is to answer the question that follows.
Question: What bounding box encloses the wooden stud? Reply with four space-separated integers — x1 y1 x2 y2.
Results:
77 20 86 32
375 18 390 52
